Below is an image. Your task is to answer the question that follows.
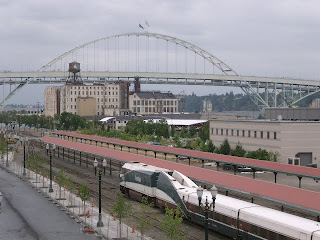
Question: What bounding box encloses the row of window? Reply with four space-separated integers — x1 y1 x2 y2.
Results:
69 86 118 90
67 105 117 110
133 107 177 113
211 128 277 140
69 91 118 96
133 100 177 106
67 98 118 103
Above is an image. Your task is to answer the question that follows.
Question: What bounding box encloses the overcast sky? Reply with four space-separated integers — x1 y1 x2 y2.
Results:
1 0 320 105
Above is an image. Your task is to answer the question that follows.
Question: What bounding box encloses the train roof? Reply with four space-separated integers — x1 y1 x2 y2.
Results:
241 206 320 233
122 162 170 173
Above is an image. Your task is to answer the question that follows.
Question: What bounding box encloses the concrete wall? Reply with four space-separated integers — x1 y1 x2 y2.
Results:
44 86 58 117
210 120 320 166
76 97 96 117
265 108 320 121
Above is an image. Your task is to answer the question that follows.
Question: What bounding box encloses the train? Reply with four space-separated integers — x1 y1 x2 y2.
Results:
120 162 320 240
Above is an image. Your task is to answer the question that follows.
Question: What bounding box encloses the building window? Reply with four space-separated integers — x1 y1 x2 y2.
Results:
71 91 72 95
231 129 234 136
274 132 277 139
133 101 136 106
248 130 251 137
70 98 72 102
226 129 228 136
216 129 218 135
137 100 140 105
242 130 245 137
211 128 214 134
254 131 257 138
237 130 239 136
260 131 263 138
221 129 223 135
267 132 270 139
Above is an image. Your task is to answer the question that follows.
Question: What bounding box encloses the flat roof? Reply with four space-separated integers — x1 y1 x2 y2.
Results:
43 136 320 215
56 131 320 180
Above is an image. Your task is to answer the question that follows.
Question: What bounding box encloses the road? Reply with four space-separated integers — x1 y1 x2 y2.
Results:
0 166 100 240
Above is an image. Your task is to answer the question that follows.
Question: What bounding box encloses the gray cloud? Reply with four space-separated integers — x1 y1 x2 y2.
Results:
1 0 320 104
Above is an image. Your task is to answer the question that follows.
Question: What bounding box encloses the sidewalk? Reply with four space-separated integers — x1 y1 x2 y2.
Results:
1 152 152 240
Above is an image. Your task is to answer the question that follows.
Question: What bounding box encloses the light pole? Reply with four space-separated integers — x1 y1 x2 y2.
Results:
48 144 56 193
97 169 103 227
6 133 11 167
93 160 104 227
197 186 218 240
23 137 29 176
93 158 98 175
102 159 107 175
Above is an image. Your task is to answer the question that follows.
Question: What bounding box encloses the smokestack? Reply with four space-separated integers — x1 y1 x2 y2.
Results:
134 77 141 93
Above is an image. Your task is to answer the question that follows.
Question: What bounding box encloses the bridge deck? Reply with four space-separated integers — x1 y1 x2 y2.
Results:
44 136 320 215
56 131 320 180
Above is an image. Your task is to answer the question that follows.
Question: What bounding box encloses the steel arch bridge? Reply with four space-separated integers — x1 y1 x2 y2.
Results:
1 32 319 111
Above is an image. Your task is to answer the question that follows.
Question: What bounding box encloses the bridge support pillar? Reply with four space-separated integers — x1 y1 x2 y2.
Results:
252 169 256 179
154 152 157 158
188 157 191 166
233 165 237 175
96 141 97 146
201 160 204 168
120 146 123 151
164 153 167 160
145 150 147 156
113 144 115 150
128 147 130 153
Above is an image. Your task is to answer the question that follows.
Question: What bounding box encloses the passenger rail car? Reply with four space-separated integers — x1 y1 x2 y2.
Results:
120 162 320 240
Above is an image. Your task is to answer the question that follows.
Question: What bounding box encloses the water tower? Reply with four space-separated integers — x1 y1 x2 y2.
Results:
67 61 82 84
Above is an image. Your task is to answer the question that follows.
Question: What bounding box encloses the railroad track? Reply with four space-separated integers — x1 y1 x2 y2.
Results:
27 139 215 240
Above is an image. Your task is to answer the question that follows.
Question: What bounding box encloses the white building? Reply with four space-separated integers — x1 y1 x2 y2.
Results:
44 81 130 117
129 92 178 115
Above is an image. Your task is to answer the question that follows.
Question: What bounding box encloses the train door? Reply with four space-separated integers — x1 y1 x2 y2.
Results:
231 210 237 226
299 233 307 240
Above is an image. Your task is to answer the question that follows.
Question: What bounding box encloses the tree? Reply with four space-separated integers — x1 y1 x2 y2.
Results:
160 204 185 240
56 169 67 199
136 196 153 239
189 126 197 138
246 148 270 161
207 140 215 153
78 183 90 215
111 192 132 238
0 139 7 162
199 122 209 141
219 139 231 155
230 143 246 157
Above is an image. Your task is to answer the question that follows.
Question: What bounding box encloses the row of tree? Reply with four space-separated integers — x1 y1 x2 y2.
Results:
184 91 320 113
0 111 88 131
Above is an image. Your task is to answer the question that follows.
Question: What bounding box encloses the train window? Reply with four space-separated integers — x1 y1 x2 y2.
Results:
251 225 258 234
260 228 267 238
269 231 276 239
279 235 287 240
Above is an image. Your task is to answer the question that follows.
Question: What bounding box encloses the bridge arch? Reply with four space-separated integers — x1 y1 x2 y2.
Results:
39 32 238 76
